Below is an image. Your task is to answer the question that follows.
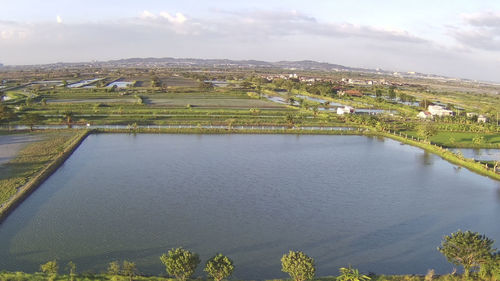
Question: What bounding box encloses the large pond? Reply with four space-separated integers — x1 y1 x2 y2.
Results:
0 135 499 279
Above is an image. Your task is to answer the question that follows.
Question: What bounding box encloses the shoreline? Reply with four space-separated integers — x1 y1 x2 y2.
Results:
0 130 90 223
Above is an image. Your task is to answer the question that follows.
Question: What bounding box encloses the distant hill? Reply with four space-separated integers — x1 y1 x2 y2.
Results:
2 57 462 82
104 57 379 73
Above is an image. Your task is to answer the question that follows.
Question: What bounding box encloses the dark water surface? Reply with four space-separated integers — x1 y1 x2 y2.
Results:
0 134 499 279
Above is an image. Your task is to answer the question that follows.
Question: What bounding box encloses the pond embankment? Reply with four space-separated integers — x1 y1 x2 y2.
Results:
0 130 90 222
381 130 500 181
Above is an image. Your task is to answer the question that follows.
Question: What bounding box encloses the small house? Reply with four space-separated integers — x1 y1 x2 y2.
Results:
478 115 488 123
417 111 433 119
337 106 355 115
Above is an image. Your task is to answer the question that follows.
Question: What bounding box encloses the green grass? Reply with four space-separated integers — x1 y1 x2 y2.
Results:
402 131 500 148
382 131 500 181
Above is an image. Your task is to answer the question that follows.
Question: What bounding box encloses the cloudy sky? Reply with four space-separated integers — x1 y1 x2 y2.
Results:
1 0 500 81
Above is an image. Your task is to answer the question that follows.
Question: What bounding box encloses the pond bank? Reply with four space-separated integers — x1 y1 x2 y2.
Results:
0 130 90 222
381 130 500 181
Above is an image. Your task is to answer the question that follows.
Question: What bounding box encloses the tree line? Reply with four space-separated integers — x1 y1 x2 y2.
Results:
35 230 499 281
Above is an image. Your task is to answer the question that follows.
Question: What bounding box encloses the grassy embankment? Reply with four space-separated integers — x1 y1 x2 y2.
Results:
382 130 500 181
0 130 89 221
401 131 500 148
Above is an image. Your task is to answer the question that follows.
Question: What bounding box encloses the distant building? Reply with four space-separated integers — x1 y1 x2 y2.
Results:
418 111 433 119
466 112 478 118
427 105 454 117
0 63 3 67
478 115 488 123
337 106 355 115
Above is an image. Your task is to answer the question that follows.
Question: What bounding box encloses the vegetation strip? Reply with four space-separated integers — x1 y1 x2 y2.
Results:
0 130 90 222
1 230 499 281
381 130 500 181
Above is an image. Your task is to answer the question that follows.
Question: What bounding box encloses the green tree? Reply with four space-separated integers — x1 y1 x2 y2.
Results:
240 81 253 89
478 254 500 281
62 111 74 128
388 87 396 100
438 230 497 277
0 105 16 125
66 261 76 281
122 261 137 281
375 89 382 98
204 253 235 281
151 76 162 88
336 266 371 281
281 250 315 281
416 122 437 142
108 261 121 276
40 260 58 281
22 113 42 131
160 247 200 281
199 82 215 91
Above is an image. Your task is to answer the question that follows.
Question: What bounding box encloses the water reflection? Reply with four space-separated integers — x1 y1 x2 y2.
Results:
419 151 434 166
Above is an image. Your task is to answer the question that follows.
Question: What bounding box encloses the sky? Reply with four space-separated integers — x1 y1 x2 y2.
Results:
1 0 500 81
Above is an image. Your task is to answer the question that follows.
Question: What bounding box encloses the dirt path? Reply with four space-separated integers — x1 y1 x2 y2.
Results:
0 134 42 165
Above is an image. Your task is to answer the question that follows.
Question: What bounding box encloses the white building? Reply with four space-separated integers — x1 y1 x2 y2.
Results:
337 106 355 115
478 115 488 123
427 105 454 117
417 111 433 119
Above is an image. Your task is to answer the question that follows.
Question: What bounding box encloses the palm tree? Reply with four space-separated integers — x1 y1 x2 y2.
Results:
62 111 74 128
336 266 371 281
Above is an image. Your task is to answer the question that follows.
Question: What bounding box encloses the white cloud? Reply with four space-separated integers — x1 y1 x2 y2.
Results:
159 12 187 24
451 11 500 51
140 10 156 20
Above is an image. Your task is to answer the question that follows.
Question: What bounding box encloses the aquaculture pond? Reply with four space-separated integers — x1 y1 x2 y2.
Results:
0 134 499 279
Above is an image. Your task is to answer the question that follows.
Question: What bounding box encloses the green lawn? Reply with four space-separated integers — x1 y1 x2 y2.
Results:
403 130 500 148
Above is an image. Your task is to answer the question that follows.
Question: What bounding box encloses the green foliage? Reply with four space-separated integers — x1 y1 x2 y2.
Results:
40 260 58 280
472 135 485 145
204 253 235 281
424 269 434 281
438 230 496 277
336 266 371 281
478 254 500 281
388 88 396 100
199 82 215 91
108 261 121 275
281 250 316 281
122 261 137 281
160 247 200 281
21 113 42 130
240 81 253 89
416 123 437 141
0 105 16 124
67 261 77 281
